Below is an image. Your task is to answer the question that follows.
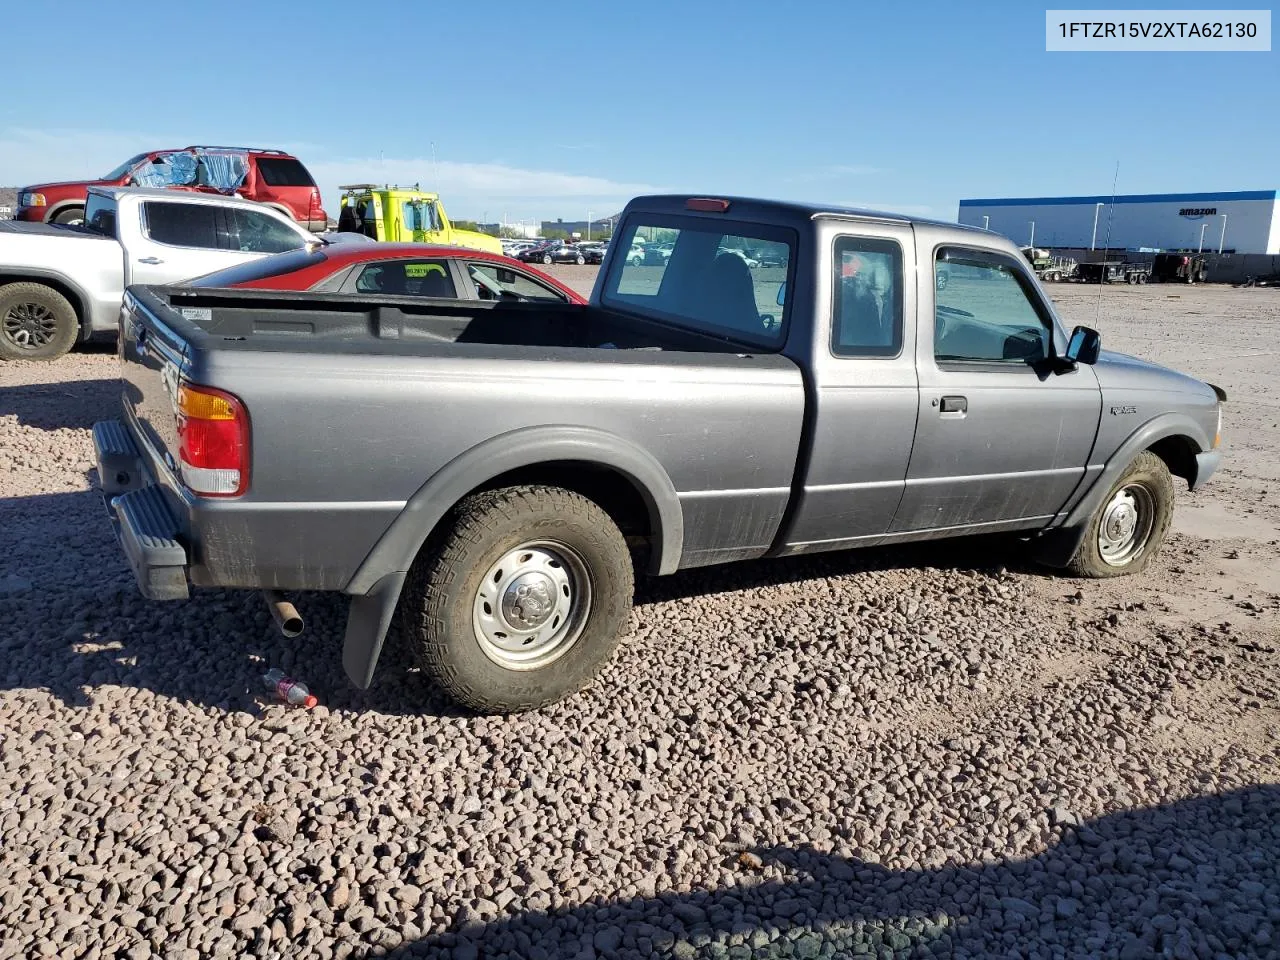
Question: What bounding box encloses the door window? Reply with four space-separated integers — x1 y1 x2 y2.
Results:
832 236 904 357
224 208 305 254
354 260 457 298
142 201 219 249
933 248 1049 364
468 263 568 302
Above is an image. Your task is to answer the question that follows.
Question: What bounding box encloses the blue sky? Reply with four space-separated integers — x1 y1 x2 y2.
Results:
1 1 1274 223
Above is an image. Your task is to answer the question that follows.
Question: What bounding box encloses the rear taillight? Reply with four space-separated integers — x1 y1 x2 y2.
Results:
309 188 323 217
176 383 249 496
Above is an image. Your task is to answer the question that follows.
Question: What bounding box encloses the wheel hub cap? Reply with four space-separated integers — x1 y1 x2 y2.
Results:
1097 483 1155 566
501 572 556 630
472 541 592 670
3 303 56 349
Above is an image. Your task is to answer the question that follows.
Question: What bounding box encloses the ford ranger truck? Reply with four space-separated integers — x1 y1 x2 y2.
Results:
93 195 1226 714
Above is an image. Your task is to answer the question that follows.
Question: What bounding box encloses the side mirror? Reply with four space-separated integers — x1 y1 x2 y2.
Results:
1064 325 1101 365
776 281 786 306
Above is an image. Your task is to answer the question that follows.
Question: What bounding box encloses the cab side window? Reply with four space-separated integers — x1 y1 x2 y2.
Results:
142 202 219 249
224 208 303 254
934 248 1049 364
831 236 904 357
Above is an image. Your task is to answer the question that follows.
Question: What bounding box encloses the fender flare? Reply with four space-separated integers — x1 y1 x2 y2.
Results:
43 200 86 224
1034 412 1210 567
339 425 685 688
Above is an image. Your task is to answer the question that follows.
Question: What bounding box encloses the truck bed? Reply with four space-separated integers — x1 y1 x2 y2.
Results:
134 285 772 355
120 285 806 591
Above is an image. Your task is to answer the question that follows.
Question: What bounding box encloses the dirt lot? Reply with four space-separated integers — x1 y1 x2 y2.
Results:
1 278 1277 959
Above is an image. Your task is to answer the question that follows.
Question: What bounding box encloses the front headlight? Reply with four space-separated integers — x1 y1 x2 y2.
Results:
20 192 46 207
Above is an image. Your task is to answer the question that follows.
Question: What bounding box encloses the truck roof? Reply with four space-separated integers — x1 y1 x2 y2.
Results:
624 195 990 238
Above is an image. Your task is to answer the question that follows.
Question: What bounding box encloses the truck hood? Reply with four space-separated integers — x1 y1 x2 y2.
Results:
1092 349 1216 399
450 228 504 255
19 178 113 193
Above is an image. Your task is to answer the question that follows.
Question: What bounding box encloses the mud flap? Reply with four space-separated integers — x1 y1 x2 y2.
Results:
341 571 408 689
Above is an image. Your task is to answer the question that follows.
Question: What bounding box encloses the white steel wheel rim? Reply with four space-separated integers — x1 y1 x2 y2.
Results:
472 540 592 670
1098 482 1156 566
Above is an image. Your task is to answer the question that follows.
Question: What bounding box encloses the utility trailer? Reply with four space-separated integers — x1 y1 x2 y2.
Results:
1076 260 1151 285
1020 246 1077 282
1151 253 1209 284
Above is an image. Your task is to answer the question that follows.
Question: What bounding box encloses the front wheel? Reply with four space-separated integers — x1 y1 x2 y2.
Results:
1066 451 1175 578
576 254 585 265
399 485 635 713
542 254 553 265
51 206 85 226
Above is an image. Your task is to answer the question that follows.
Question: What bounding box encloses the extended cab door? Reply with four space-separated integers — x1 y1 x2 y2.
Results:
778 217 921 554
890 229 1101 534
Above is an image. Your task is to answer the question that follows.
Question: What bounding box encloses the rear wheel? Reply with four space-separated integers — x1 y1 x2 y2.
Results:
399 485 634 713
0 282 79 361
1066 451 1174 578
575 254 585 265
51 206 85 226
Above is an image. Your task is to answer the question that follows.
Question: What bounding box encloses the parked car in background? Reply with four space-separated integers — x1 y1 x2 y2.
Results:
626 243 645 265
579 242 606 264
542 241 591 265
15 146 328 231
191 243 585 304
0 186 341 360
93 193 1225 714
514 240 557 264
335 185 503 254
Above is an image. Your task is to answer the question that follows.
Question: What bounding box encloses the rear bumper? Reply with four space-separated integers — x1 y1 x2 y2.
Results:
93 420 190 600
302 218 328 233
1190 449 1221 490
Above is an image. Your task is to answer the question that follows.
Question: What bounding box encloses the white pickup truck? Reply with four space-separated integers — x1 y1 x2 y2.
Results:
0 186 361 361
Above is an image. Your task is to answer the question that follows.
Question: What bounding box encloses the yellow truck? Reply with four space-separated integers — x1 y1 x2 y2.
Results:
335 184 503 254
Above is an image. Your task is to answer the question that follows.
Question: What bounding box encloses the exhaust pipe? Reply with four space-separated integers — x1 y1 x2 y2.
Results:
264 590 304 638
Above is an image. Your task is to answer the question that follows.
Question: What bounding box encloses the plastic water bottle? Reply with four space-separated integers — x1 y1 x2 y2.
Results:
262 668 318 708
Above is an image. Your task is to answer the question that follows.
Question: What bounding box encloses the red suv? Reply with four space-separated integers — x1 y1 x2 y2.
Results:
15 146 328 232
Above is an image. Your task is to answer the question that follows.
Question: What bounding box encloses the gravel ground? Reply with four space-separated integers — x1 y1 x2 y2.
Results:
1 280 1277 959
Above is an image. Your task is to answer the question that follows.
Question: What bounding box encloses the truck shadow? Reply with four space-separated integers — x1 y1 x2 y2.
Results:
377 785 1279 959
0 375 120 430
0 483 1055 717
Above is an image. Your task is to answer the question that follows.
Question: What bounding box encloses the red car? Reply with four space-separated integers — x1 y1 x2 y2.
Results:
15 146 328 231
189 243 587 304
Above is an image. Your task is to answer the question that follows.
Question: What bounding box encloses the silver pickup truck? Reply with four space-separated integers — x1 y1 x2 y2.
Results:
0 186 351 361
93 195 1226 713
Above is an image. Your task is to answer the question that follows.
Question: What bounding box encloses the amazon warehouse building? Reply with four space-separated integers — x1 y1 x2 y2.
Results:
957 191 1280 256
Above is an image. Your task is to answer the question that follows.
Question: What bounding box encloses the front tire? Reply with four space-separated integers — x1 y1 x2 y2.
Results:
399 485 634 713
1066 451 1175 578
576 254 585 265
0 282 79 361
51 206 85 226
542 254 552 265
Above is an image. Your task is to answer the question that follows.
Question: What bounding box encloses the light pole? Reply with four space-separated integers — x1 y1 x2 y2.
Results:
982 215 989 230
1091 202 1104 250
1198 223 1207 253
587 210 592 243
1218 214 1228 254
1028 221 1035 248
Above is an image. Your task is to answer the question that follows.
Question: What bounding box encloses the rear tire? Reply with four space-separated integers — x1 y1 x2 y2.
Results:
1066 451 1175 578
51 206 85 226
399 485 634 713
0 282 79 361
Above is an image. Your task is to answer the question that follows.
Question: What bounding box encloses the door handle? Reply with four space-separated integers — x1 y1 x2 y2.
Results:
939 395 967 414
136 256 164 265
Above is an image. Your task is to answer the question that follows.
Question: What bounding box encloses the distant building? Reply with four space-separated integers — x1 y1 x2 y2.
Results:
540 217 616 239
958 190 1279 254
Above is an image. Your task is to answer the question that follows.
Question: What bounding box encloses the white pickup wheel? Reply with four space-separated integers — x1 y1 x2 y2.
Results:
399 485 634 713
0 282 79 361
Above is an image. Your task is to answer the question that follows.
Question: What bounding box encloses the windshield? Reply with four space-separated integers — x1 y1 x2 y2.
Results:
101 153 149 181
601 213 794 349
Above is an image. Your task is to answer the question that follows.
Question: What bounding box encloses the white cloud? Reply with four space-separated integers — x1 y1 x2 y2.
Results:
784 164 883 183
0 127 659 223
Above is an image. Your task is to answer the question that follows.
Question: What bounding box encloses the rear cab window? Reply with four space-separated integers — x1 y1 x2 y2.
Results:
601 213 794 349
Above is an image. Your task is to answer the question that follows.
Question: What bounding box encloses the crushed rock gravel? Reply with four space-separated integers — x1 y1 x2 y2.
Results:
1 282 1277 959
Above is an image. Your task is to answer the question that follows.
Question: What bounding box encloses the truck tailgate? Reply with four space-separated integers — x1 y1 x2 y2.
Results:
119 291 188 470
